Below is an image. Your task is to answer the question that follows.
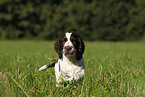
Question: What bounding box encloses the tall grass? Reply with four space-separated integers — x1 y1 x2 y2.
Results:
0 41 145 97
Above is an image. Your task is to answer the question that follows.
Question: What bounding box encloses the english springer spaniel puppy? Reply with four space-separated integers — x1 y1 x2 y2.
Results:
39 32 85 87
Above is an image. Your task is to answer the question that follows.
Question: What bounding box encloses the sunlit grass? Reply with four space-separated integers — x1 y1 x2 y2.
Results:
0 41 145 96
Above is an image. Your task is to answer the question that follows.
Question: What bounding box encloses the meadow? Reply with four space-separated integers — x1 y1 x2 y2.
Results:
0 41 145 97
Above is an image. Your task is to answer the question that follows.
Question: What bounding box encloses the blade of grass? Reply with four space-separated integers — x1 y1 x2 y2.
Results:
6 72 30 97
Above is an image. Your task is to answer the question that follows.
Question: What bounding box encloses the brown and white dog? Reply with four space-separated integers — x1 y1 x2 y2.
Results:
39 32 85 87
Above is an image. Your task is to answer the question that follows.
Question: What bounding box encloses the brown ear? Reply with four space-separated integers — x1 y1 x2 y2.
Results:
71 33 85 60
54 34 66 59
77 36 85 60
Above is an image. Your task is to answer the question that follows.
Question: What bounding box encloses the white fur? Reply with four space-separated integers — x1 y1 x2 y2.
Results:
39 65 48 71
55 56 85 86
64 32 73 47
65 32 72 40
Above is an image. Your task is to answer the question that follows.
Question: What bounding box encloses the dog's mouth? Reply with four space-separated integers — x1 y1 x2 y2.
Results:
64 51 75 56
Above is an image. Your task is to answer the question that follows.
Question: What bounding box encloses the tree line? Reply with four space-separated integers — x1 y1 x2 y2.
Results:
0 0 145 41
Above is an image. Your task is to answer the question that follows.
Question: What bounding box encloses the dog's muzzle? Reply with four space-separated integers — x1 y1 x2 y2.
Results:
64 46 75 56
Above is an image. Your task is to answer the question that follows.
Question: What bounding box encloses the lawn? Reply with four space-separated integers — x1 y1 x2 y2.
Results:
0 41 145 97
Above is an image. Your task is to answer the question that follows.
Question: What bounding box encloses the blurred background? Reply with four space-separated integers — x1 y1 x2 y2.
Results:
0 0 145 41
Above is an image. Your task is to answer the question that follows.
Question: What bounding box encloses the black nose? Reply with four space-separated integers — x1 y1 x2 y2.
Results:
65 46 72 51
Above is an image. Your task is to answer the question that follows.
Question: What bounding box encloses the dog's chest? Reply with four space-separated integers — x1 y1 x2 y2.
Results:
60 59 85 80
61 62 81 73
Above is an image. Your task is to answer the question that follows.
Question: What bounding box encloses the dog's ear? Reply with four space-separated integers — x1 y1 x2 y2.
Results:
54 34 66 59
77 35 85 60
71 33 85 60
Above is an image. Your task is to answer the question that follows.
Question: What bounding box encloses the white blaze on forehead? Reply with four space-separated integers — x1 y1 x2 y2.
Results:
63 32 75 56
65 32 72 41
64 32 73 47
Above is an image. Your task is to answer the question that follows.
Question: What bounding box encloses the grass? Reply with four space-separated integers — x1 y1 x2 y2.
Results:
0 41 145 97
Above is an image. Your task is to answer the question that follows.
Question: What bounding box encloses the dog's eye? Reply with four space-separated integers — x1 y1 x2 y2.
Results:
71 39 74 42
71 38 75 43
64 38 67 42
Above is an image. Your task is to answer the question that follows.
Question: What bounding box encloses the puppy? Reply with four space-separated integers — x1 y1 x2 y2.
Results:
39 32 85 87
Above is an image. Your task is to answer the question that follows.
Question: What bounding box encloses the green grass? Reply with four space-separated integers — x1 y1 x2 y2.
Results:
0 41 145 97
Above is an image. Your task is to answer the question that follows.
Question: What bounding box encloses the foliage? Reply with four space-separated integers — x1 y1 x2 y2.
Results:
0 0 145 41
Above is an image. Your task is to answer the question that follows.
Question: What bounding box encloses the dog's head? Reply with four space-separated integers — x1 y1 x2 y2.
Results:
54 32 85 60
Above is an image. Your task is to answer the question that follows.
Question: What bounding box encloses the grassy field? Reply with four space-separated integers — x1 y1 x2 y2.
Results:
0 41 145 97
